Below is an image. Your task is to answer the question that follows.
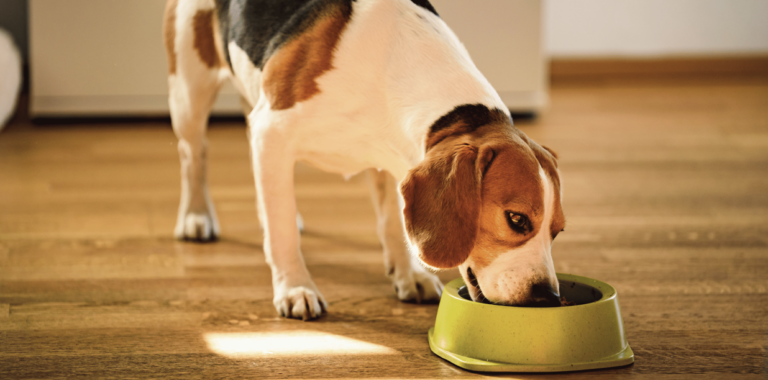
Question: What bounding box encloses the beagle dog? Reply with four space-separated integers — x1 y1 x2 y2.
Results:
164 0 565 320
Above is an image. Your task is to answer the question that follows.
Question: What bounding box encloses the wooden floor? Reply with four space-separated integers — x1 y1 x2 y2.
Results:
1 74 767 379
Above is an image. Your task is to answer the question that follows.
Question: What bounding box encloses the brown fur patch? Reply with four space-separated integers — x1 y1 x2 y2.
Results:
479 141 544 243
163 0 178 74
262 2 352 110
468 133 546 269
193 9 221 69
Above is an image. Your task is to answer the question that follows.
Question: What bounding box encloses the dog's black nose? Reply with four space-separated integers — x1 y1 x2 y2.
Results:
529 283 561 307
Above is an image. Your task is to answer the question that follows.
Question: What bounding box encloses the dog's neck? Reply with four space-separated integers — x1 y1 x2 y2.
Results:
347 0 509 181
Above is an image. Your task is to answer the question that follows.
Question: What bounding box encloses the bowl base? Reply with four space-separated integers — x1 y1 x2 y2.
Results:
428 328 634 373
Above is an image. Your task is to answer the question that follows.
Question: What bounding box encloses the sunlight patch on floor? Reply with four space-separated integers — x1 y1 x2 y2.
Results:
204 330 399 358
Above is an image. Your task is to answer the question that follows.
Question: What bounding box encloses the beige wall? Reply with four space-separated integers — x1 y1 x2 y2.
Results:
29 0 240 116
29 0 545 116
546 0 768 58
432 0 546 111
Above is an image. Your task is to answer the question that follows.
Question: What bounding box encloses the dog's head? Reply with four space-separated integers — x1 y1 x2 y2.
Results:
401 105 565 306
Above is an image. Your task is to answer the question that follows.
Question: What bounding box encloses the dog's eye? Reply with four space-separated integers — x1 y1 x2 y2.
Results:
505 211 532 234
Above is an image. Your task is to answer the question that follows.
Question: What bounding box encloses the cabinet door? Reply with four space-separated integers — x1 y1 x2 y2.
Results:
29 0 240 117
29 0 545 117
431 0 547 111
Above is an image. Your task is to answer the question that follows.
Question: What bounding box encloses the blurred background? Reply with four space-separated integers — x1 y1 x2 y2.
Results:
1 0 766 118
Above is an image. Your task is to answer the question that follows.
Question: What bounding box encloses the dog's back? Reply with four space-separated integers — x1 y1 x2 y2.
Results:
166 0 504 176
172 0 439 71
215 0 352 71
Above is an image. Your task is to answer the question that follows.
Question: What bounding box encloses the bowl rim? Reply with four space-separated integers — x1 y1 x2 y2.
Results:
444 273 617 309
431 273 634 372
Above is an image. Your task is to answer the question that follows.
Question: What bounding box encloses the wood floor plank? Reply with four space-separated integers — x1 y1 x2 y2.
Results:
1 76 767 378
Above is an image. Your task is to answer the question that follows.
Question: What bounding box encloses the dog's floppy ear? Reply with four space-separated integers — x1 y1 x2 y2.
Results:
400 142 483 269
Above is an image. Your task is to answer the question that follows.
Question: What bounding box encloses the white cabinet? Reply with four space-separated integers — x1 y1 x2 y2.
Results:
431 0 547 112
29 0 545 117
29 0 240 117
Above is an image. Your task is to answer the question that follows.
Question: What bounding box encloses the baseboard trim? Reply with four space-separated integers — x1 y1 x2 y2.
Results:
497 90 548 112
30 93 243 118
550 55 768 80
31 56 766 117
31 91 551 117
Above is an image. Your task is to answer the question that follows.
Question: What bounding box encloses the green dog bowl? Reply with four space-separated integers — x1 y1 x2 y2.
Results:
428 273 634 373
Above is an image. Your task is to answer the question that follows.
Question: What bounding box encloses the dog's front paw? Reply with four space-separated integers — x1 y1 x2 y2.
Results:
174 212 219 242
392 269 443 304
274 284 328 321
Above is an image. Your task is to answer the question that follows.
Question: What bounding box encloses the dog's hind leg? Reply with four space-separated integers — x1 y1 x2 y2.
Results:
165 0 225 241
366 169 443 303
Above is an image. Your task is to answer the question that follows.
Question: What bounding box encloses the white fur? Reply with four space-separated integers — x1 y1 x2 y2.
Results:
169 0 515 318
0 29 21 131
278 0 508 181
227 42 261 106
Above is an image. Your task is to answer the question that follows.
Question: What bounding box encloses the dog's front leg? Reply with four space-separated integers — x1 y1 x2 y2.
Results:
250 110 326 320
366 169 443 303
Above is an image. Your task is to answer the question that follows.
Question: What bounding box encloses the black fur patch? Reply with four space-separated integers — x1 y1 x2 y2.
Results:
426 104 512 151
411 0 438 16
215 0 354 69
430 104 510 134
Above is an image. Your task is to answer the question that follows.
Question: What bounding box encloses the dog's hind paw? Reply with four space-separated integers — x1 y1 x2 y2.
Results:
274 285 327 321
174 212 219 242
393 270 443 304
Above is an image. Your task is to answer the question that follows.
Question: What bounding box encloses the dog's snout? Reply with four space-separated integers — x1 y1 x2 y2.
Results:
528 282 561 307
